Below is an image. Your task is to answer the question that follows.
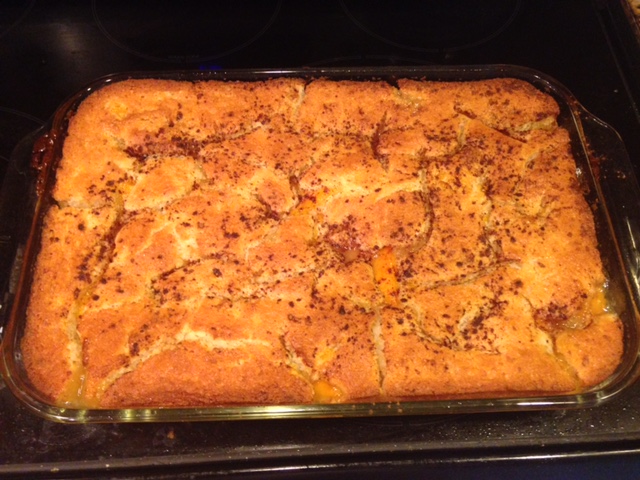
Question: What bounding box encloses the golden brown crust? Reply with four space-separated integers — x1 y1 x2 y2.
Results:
23 77 624 408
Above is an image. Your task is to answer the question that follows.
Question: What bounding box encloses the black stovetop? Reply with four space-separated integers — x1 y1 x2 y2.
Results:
2 1 640 478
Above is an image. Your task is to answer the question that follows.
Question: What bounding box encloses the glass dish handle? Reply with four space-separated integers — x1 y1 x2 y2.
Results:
580 109 640 319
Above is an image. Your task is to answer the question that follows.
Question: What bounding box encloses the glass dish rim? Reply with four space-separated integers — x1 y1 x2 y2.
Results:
2 63 640 423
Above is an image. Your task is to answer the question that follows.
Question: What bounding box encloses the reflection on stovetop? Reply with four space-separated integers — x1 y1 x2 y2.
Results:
0 0 34 41
340 0 521 53
92 0 283 63
2 0 640 476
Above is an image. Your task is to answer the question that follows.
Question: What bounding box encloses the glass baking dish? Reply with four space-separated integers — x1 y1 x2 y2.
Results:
1 65 640 423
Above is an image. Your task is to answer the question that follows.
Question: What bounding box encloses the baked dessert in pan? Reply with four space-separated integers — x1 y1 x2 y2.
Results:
21 76 624 408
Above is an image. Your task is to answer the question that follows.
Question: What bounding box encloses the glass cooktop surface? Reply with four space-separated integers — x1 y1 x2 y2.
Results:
2 1 640 478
